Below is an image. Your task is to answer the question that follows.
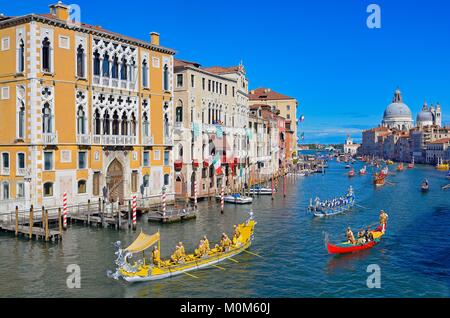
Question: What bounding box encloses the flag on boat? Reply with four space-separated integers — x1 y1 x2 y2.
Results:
213 154 222 175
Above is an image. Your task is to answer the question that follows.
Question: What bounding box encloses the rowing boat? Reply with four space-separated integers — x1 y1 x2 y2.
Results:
109 214 257 283
373 172 386 187
348 169 355 177
327 225 385 254
396 163 404 171
308 186 355 217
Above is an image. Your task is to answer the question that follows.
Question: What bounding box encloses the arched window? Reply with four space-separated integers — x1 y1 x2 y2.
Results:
77 106 86 134
103 110 110 135
77 180 87 194
121 113 128 135
142 112 149 137
102 53 110 77
143 174 149 187
94 109 101 135
163 64 169 91
18 39 25 73
120 57 127 80
18 100 25 139
42 103 52 133
76 45 85 77
93 50 100 76
129 58 136 84
111 55 119 79
142 59 148 87
164 173 170 186
43 182 53 197
175 100 183 123
112 111 119 135
42 37 51 72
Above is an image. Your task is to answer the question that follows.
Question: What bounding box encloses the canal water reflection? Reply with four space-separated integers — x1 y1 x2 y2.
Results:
1 159 449 297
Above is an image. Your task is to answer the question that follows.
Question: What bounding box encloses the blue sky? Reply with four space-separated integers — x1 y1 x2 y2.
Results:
3 0 450 144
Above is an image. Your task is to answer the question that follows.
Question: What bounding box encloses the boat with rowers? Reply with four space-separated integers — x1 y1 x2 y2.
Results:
249 185 275 195
373 171 386 187
436 158 449 171
348 169 355 177
108 213 257 283
386 160 394 165
326 213 388 255
408 158 415 169
308 186 355 217
396 162 404 171
359 166 367 175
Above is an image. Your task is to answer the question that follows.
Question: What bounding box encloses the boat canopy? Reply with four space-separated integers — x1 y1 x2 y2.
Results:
125 231 160 253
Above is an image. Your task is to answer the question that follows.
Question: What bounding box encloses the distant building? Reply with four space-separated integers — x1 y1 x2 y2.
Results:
426 138 450 164
343 135 360 155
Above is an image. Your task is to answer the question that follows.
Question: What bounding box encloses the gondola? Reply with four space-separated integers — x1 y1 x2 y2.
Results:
373 172 386 187
359 166 367 175
109 214 256 283
326 224 386 254
249 185 275 195
308 186 355 217
421 180 429 192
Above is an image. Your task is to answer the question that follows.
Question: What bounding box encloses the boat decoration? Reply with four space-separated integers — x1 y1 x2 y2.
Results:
249 185 275 195
308 186 355 217
326 223 386 254
108 213 257 283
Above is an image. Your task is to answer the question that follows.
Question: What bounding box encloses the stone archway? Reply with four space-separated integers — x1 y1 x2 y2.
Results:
106 159 124 203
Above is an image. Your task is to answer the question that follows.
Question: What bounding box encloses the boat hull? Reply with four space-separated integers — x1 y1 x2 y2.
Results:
327 240 378 254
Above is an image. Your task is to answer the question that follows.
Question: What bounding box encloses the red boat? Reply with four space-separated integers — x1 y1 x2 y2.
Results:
348 169 355 177
373 172 386 187
397 163 404 171
327 226 385 255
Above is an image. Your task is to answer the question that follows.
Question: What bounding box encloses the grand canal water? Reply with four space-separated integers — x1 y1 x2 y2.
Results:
1 159 450 298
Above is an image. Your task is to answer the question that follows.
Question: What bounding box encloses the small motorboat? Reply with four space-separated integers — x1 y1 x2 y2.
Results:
249 185 275 195
222 194 253 204
421 179 429 192
326 224 386 255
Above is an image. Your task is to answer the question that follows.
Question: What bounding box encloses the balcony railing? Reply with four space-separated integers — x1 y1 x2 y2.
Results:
164 133 173 145
1 168 10 175
143 135 154 145
42 133 58 145
16 168 26 176
92 135 137 146
77 134 91 145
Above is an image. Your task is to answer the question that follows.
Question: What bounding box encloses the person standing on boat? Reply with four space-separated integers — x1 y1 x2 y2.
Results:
346 227 356 245
379 210 388 233
152 246 161 267
203 235 210 252
178 242 186 259
233 225 241 240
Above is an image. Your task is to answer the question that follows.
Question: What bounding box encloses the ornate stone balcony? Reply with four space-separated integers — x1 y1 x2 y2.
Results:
42 133 58 145
92 134 137 146
143 135 154 145
77 134 91 145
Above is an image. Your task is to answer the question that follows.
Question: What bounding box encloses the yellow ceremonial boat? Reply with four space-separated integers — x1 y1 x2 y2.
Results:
436 159 449 171
109 214 256 283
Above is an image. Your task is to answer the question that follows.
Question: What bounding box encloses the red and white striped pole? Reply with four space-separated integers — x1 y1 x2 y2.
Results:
162 189 166 217
62 192 68 229
194 180 198 208
220 175 225 213
132 195 137 230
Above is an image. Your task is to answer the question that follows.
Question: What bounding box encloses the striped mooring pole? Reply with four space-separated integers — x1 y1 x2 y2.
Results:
220 177 225 213
132 195 137 230
162 189 167 217
62 192 68 229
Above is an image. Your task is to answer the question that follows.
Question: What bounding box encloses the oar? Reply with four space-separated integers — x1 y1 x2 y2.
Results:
243 250 263 258
355 204 369 210
227 257 239 263
182 271 199 279
211 264 226 270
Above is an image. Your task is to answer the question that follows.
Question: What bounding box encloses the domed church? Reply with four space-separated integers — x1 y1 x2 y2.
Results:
416 101 442 128
381 89 414 131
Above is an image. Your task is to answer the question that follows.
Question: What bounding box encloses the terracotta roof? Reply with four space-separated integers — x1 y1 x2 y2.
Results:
430 138 450 144
201 66 243 75
174 59 201 68
249 88 295 101
365 126 390 133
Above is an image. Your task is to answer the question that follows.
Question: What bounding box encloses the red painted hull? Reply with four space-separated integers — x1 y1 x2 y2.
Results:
327 240 378 254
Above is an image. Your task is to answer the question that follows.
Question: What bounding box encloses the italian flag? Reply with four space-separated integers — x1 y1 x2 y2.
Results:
213 154 222 175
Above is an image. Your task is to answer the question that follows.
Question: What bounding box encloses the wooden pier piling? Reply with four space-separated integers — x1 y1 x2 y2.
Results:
29 205 34 239
15 206 19 236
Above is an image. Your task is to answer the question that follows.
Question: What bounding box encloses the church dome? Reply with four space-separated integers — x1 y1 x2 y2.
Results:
383 89 412 120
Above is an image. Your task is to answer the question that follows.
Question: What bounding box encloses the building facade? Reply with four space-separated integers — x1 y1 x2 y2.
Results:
0 2 176 211
249 88 299 159
172 60 249 198
343 135 360 155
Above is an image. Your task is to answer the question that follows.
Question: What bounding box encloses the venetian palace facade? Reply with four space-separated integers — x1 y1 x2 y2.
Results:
0 2 176 211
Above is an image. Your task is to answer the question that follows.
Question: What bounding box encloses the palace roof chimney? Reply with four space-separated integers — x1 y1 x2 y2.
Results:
150 32 160 46
49 1 69 21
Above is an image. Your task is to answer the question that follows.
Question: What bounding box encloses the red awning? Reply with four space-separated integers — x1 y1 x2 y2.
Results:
174 160 183 171
203 160 209 168
192 159 199 168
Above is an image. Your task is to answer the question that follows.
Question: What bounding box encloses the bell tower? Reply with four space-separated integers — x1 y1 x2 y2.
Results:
435 103 442 127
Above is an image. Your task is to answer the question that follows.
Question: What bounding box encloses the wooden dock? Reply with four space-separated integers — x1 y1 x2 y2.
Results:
147 206 197 223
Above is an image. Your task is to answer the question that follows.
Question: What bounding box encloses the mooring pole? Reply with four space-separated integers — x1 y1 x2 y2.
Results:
132 195 137 231
29 205 34 239
15 206 19 236
45 210 49 242
87 199 91 225
58 207 62 238
128 200 132 229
